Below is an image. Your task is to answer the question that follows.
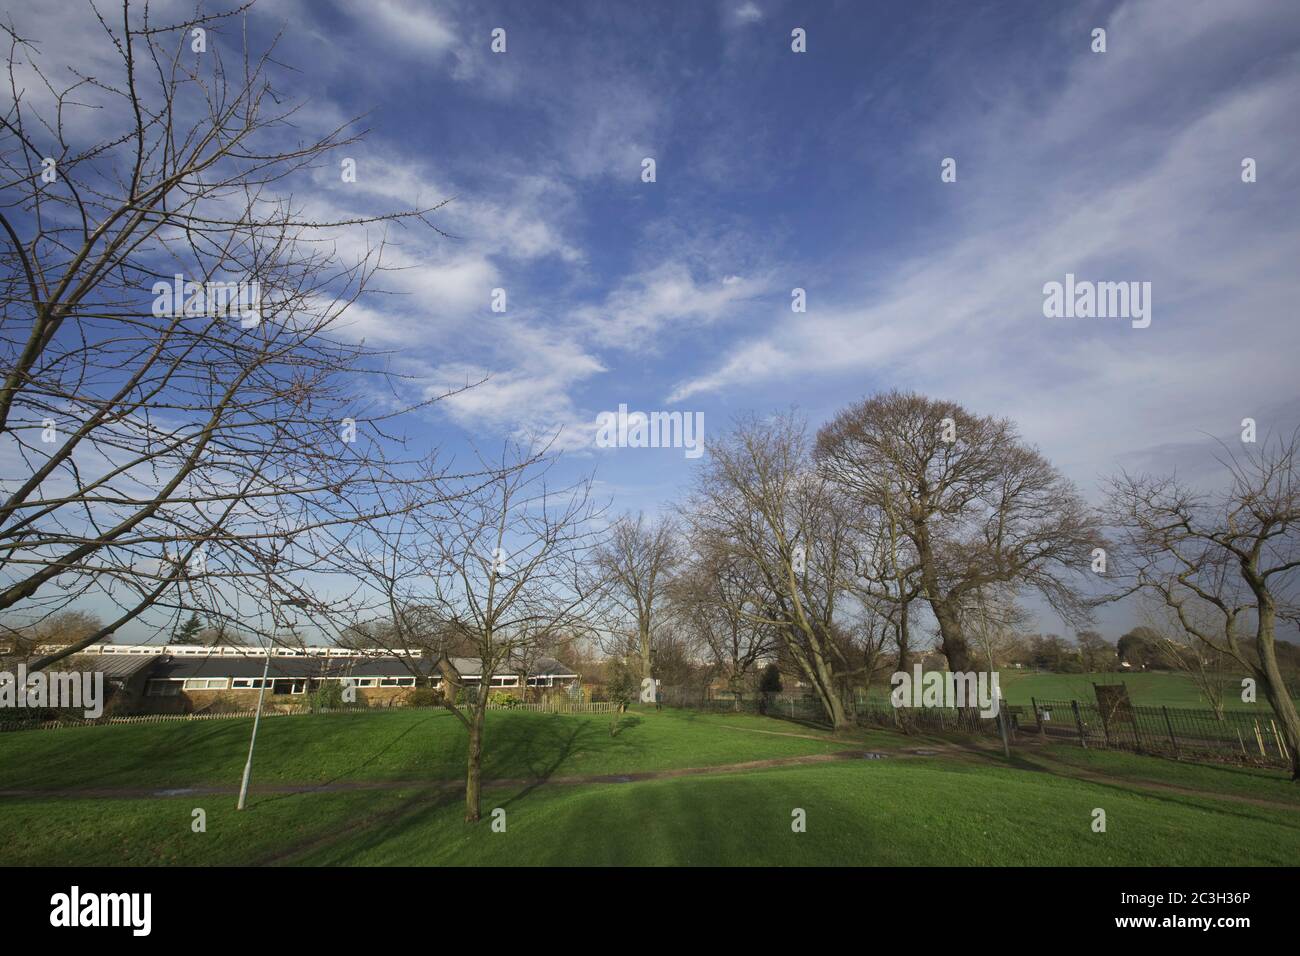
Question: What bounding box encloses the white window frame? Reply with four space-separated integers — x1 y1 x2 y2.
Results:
182 677 229 691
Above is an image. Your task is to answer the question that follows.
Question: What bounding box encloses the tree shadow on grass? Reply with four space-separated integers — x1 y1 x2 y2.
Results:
490 717 591 806
254 713 443 806
259 787 463 865
992 754 1300 833
607 715 642 737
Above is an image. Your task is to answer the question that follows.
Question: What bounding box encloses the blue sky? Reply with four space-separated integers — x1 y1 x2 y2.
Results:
14 0 1300 641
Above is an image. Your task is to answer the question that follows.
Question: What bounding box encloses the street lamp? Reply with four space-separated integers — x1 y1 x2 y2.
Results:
237 596 310 811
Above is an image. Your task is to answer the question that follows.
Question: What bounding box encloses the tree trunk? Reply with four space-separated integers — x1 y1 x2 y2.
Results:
639 617 652 679
914 519 974 672
806 643 850 732
931 597 974 672
465 706 486 822
895 603 911 673
1255 608 1300 780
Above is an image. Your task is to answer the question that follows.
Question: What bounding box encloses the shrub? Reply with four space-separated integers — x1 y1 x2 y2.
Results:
404 687 440 708
309 680 345 712
759 663 783 693
605 659 639 704
200 693 250 715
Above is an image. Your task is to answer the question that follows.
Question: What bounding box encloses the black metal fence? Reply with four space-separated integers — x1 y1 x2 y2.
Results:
659 685 1292 770
852 696 1017 739
658 686 1015 738
657 686 829 722
1029 697 1291 768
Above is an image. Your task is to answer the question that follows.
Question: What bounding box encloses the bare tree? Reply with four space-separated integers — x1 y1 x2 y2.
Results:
0 3 468 668
592 512 679 680
341 444 605 821
1104 433 1300 775
669 543 779 698
816 390 1100 674
1139 595 1232 719
1073 629 1115 673
0 607 102 659
688 411 860 730
960 584 1030 672
841 496 924 675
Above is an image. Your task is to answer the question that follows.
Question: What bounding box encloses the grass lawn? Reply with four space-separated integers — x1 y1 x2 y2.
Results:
0 707 894 791
1019 743 1300 807
1 707 1295 866
994 670 1278 711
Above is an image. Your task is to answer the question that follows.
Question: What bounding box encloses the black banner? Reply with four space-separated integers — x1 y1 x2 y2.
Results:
6 866 1286 942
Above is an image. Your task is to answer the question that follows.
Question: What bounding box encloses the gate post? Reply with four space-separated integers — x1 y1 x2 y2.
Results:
1162 706 1179 757
1071 699 1088 750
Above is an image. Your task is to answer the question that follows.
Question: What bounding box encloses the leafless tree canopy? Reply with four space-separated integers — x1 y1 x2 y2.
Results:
591 511 679 678
0 4 468 666
1104 431 1300 776
331 442 605 820
687 410 878 729
815 390 1100 673
668 539 779 693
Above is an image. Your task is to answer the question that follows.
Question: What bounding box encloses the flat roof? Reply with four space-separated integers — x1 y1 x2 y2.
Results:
146 654 578 680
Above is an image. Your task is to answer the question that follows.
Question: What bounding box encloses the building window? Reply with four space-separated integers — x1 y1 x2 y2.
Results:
379 677 416 687
182 678 229 691
231 678 270 690
146 679 183 697
491 676 519 688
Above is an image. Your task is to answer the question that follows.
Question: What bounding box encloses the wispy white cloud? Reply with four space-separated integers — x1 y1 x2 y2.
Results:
576 262 769 350
669 0 1300 488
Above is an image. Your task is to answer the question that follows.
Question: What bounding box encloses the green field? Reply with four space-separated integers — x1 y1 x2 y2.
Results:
1 707 1295 866
995 670 1271 710
863 669 1283 711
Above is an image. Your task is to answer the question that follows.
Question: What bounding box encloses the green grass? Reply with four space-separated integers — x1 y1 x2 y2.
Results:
995 670 1275 711
1 707 1296 866
1021 743 1300 807
4 759 1295 867
0 707 885 791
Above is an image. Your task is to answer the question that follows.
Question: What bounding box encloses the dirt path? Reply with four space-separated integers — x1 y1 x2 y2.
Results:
4 736 1294 813
714 723 1300 811
1011 755 1300 812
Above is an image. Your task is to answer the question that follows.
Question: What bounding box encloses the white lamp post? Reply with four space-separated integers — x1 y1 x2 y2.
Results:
237 596 309 811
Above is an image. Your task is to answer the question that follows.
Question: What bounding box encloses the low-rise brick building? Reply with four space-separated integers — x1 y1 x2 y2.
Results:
59 644 581 714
